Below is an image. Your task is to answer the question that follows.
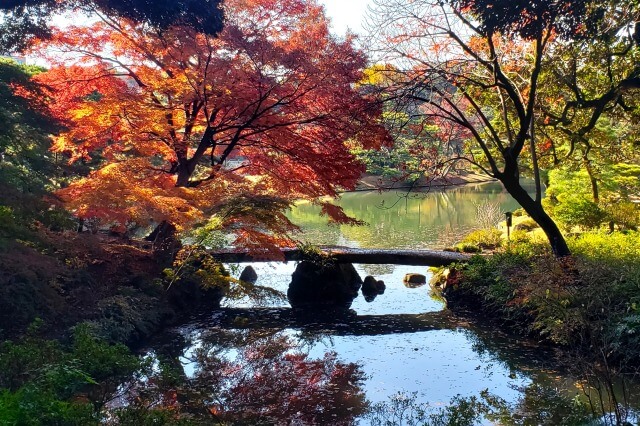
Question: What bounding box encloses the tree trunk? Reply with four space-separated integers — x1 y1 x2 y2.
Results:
500 175 571 257
583 156 599 203
146 220 181 266
175 166 191 187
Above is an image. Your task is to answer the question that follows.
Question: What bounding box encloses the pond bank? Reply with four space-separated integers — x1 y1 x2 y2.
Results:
429 233 640 423
354 172 495 192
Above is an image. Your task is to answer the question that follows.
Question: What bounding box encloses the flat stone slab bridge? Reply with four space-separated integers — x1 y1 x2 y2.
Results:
209 246 471 267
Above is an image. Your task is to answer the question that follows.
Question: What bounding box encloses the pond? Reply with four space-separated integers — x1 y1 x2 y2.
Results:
289 181 523 249
140 183 631 424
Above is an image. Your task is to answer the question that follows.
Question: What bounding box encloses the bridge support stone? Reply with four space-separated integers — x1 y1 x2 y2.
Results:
287 261 362 309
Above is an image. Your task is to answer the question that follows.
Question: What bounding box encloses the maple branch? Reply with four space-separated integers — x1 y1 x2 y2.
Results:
95 11 175 78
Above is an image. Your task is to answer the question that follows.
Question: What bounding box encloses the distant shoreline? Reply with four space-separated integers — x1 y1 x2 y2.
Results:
350 172 497 193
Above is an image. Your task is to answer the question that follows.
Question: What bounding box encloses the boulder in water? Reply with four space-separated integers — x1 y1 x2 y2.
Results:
288 261 362 308
404 273 427 288
239 265 258 284
362 275 387 302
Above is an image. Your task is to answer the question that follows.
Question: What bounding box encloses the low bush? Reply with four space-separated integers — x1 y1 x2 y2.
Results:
604 201 640 230
443 230 640 361
454 243 482 253
545 195 607 230
0 323 150 424
513 218 539 232
461 228 503 250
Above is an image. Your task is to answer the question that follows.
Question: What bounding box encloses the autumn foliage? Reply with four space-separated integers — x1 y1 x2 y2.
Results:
35 0 387 242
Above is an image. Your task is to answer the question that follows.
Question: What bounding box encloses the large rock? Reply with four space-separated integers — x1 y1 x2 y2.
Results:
166 279 225 311
404 273 427 288
166 252 229 310
288 261 362 308
362 275 386 302
239 265 258 284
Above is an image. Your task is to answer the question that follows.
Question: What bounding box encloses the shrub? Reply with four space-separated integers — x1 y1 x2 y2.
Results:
453 243 481 253
513 218 539 232
549 195 607 230
604 201 640 230
461 228 503 250
0 324 150 424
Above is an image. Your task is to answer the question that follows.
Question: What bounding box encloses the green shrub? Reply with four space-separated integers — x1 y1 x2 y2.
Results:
455 243 482 253
604 201 640 230
40 207 77 232
505 231 548 257
0 323 151 424
513 218 539 232
569 231 640 265
0 387 96 426
549 195 607 230
461 228 503 250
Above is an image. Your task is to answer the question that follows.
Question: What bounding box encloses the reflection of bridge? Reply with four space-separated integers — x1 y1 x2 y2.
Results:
211 307 463 336
210 246 470 267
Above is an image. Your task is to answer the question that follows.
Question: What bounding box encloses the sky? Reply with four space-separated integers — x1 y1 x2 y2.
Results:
319 0 372 36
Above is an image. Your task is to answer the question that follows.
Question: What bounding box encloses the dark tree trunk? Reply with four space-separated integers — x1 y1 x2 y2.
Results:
500 174 571 257
146 220 181 265
175 166 191 188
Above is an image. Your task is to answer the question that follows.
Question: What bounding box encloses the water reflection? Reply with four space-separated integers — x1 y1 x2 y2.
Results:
126 294 640 425
123 329 367 424
130 308 588 425
289 182 523 249
123 184 640 423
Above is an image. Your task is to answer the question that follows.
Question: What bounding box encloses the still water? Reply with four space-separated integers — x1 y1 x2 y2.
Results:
289 182 522 249
144 183 596 424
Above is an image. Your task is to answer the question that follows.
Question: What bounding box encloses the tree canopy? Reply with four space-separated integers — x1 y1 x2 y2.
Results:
0 0 224 52
449 0 609 40
365 0 640 256
35 0 388 249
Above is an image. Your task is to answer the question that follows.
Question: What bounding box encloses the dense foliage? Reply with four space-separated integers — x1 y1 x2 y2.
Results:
364 0 640 257
0 0 224 52
31 0 387 251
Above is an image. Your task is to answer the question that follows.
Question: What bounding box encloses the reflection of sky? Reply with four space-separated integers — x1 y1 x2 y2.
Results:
225 262 443 314
306 330 529 405
220 261 531 409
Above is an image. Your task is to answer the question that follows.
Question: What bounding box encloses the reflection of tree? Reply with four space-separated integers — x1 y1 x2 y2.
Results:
114 330 367 424
366 384 592 425
217 336 367 424
455 320 640 423
289 186 522 249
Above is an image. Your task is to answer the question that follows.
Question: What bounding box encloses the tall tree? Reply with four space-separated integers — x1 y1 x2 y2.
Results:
35 0 387 249
364 0 627 257
535 2 640 204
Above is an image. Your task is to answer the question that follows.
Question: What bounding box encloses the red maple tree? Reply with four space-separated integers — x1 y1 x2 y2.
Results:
35 0 388 246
